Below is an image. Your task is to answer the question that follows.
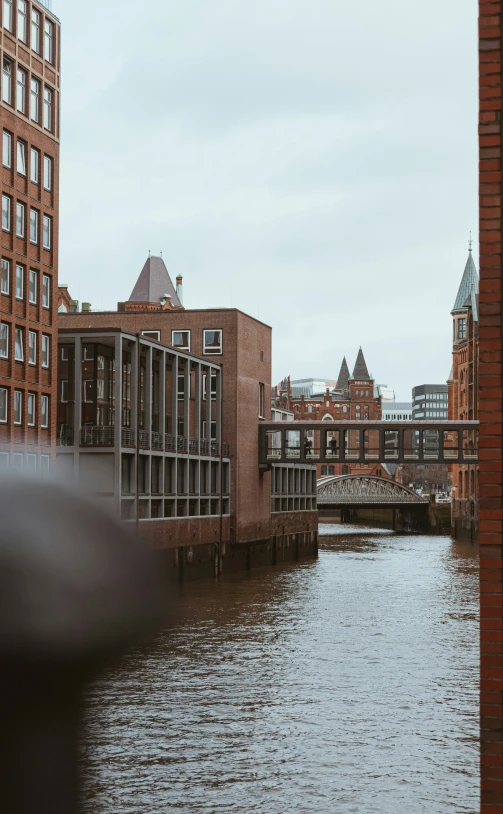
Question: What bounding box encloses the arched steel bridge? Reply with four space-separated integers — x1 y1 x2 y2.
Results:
317 475 430 508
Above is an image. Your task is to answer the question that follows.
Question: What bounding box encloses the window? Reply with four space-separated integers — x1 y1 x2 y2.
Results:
458 318 467 340
3 0 12 31
13 390 22 425
15 264 23 299
2 59 12 104
60 379 68 402
30 209 38 243
43 155 52 190
12 452 23 469
42 274 50 308
203 329 222 355
16 68 26 114
202 371 217 400
2 130 11 167
83 380 93 402
30 148 39 183
27 393 35 426
40 454 50 472
97 379 105 400
16 202 25 237
0 387 7 422
171 330 190 351
43 86 52 131
14 327 23 361
0 322 8 357
17 0 27 41
259 383 265 419
26 453 36 472
29 269 37 303
30 78 39 122
41 334 49 368
31 8 40 53
44 19 53 63
43 215 51 249
41 395 49 428
141 330 160 341
28 330 36 364
1 258 9 294
202 420 217 440
177 373 190 398
2 195 10 232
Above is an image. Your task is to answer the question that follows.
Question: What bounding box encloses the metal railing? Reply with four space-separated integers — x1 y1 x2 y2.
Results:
57 426 74 447
73 426 230 457
80 426 114 447
121 428 135 447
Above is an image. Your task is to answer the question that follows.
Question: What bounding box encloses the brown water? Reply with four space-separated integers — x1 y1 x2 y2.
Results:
81 525 479 814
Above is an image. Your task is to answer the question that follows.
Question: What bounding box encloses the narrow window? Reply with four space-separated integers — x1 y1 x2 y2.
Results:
40 454 50 472
43 87 52 131
3 0 12 31
44 19 53 63
17 0 27 41
15 202 25 237
2 130 11 167
14 327 24 361
13 390 22 425
30 148 39 183
30 78 39 122
202 371 217 400
42 274 50 308
60 379 68 402
1 258 9 294
41 334 49 368
27 393 35 426
41 395 49 428
17 141 26 175
2 195 10 231
0 322 8 358
16 68 26 114
203 329 223 355
28 330 36 364
171 330 190 351
259 383 265 419
43 155 52 190
31 8 40 53
30 209 38 244
0 387 7 422
141 330 160 340
15 264 23 299
29 269 37 303
2 59 12 104
42 215 51 249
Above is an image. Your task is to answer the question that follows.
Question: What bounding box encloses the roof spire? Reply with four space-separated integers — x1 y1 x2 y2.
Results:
336 357 350 390
352 348 370 380
468 232 472 253
452 247 479 319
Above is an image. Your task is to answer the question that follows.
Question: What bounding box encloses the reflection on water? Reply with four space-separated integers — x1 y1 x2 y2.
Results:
82 527 479 814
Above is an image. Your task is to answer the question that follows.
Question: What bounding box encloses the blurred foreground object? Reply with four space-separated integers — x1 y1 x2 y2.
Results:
0 478 166 814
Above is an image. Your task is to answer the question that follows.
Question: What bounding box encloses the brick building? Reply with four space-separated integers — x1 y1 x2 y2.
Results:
447 247 479 538
58 255 318 576
273 348 388 479
0 0 60 471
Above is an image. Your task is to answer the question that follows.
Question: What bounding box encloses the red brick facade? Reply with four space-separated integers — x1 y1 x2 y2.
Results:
479 2 503 809
0 1 60 465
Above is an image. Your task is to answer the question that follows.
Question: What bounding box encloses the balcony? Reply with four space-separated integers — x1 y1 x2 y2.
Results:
70 425 230 457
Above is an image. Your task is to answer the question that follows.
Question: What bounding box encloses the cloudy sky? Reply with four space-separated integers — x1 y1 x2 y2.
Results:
56 0 478 400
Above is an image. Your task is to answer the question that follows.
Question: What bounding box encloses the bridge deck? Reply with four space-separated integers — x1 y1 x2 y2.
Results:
259 421 479 466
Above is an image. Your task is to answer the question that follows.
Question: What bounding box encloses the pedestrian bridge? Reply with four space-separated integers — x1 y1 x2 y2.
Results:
317 475 430 507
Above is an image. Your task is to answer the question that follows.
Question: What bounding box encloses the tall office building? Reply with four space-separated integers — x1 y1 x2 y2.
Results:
0 0 60 470
412 384 449 420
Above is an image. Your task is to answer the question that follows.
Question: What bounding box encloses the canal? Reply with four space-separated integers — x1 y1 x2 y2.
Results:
81 525 479 814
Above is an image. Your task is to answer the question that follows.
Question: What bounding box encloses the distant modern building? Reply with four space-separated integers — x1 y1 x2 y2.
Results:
382 401 413 421
376 384 396 402
412 384 449 420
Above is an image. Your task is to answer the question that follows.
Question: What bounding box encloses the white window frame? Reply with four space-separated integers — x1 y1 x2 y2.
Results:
17 0 27 42
2 130 11 168
42 214 51 249
42 274 50 308
30 209 38 244
2 59 12 105
0 322 8 358
30 270 38 304
30 148 39 184
0 386 7 422
44 19 54 63
14 327 24 361
60 379 69 402
41 395 49 428
30 78 39 122
31 8 40 53
13 389 22 425
43 155 52 190
12 452 23 469
1 258 9 294
40 454 50 472
41 334 49 369
28 329 36 365
171 330 190 351
16 201 25 237
141 330 160 341
27 392 35 427
16 68 26 114
203 329 223 355
15 264 23 299
3 0 12 32
2 194 11 232
26 453 37 472
202 419 217 440
202 371 217 400
17 140 26 176
43 86 52 131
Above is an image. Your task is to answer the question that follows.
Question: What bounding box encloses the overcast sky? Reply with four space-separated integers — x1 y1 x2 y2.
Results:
56 0 478 401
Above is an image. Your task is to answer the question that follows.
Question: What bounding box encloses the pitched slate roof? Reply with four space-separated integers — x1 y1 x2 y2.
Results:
452 250 479 320
352 347 370 380
335 357 350 390
128 255 182 307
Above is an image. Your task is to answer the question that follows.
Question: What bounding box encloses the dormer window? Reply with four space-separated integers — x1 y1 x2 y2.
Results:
458 318 467 340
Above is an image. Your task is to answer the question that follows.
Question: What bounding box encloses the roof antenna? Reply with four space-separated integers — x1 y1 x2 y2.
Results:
148 249 151 258
468 232 472 252
160 251 163 259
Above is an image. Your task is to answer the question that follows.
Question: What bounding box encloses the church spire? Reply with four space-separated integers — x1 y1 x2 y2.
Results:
336 357 350 390
352 348 370 380
452 244 479 319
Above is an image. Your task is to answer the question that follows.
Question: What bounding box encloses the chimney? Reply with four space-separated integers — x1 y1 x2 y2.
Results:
70 300 79 313
81 303 92 313
176 275 184 306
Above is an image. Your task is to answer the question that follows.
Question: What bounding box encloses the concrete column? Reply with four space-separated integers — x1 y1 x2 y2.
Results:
194 362 201 441
171 354 179 438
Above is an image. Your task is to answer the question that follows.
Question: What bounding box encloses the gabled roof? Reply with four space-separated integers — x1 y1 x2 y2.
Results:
452 250 479 320
352 348 370 380
336 357 350 390
128 255 182 307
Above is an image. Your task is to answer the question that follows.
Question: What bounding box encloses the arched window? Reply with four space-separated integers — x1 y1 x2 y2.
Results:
366 390 370 396
294 405 299 412
356 405 360 410
322 414 334 421
308 404 313 413
328 465 335 476
342 465 349 475
343 405 348 413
